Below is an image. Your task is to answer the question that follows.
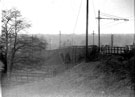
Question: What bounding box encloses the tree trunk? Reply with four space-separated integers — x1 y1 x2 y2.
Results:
0 53 7 73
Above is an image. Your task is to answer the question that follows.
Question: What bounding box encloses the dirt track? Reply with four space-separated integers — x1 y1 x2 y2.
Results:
2 61 134 97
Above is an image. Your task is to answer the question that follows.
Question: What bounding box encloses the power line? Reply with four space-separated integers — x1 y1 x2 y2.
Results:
101 12 123 19
72 0 83 46
73 0 83 34
97 12 130 29
102 21 129 29
100 12 128 19
91 0 97 31
91 0 96 18
96 10 129 49
102 21 117 26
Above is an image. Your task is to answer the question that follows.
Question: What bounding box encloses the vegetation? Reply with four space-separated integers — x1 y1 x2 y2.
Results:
0 8 48 74
1 8 134 97
97 49 135 93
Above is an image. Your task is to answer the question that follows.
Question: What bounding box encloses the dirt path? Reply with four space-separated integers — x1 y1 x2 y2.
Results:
2 62 134 97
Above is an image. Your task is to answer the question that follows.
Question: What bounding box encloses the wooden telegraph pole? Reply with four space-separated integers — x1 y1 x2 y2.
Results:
98 10 101 50
133 0 135 93
133 1 135 45
86 0 89 61
111 34 114 47
93 31 95 45
96 10 129 51
59 31 61 49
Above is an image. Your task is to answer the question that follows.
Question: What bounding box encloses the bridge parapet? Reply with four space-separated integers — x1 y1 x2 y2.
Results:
101 46 131 55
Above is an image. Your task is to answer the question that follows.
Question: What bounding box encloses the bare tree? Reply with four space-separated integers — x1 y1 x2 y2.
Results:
1 8 31 73
13 34 48 66
1 8 48 74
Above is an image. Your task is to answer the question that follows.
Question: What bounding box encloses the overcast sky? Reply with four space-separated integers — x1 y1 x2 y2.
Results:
1 0 134 34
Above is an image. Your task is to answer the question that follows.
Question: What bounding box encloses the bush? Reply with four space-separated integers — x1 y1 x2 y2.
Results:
88 46 99 61
97 54 135 92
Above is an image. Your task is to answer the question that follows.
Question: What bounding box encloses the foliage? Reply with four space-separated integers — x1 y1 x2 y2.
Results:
88 46 100 61
0 8 47 73
13 35 48 65
97 49 135 92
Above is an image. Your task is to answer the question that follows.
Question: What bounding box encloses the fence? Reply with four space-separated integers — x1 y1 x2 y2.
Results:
101 47 128 55
1 71 55 87
49 46 133 63
59 45 94 64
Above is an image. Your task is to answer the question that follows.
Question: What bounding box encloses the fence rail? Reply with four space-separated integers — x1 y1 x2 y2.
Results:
101 47 128 55
1 71 54 87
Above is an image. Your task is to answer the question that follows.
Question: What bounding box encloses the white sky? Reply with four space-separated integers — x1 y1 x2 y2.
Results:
1 0 135 34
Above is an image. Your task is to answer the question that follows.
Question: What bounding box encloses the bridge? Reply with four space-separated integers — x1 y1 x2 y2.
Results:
57 45 134 63
101 46 127 55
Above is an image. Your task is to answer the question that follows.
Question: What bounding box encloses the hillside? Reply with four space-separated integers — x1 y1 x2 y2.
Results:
1 50 68 87
2 61 134 97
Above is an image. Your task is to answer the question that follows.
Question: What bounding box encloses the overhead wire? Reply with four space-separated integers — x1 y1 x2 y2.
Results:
125 16 134 21
73 0 83 34
91 0 96 18
100 12 128 19
101 17 130 27
99 11 130 28
102 21 117 27
102 20 129 29
72 0 83 45
101 12 120 18
91 0 97 32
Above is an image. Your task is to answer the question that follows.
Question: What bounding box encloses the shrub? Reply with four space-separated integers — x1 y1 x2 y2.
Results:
97 53 135 92
88 46 99 61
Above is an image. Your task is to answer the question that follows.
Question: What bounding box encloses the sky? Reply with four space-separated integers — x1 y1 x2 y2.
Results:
1 0 135 34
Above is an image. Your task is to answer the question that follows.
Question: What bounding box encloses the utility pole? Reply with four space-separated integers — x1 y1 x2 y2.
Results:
133 0 135 93
31 34 33 59
59 31 61 49
96 10 129 50
86 0 89 61
98 10 100 50
72 33 74 46
134 0 135 46
92 31 95 45
50 38 52 50
111 34 114 47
